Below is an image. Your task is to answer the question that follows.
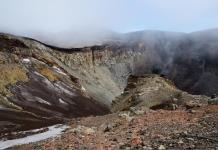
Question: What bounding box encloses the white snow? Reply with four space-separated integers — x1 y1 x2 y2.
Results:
22 58 31 63
54 83 76 97
59 98 68 105
31 58 46 65
52 66 67 75
33 72 55 89
34 71 46 78
35 97 51 105
0 124 69 150
81 86 86 92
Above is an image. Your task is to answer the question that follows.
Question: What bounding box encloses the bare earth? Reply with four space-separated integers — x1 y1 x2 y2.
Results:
10 105 218 150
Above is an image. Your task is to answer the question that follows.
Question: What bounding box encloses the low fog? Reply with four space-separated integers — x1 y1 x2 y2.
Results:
0 0 218 47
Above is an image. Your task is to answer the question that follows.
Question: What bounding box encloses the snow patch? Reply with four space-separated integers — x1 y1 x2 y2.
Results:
34 71 46 78
22 58 31 64
52 66 67 75
81 86 86 92
33 72 55 89
54 83 76 97
59 98 68 105
0 124 69 149
35 97 51 105
31 58 46 65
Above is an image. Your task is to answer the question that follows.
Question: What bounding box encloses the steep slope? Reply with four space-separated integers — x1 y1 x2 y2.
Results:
168 30 218 95
0 34 109 133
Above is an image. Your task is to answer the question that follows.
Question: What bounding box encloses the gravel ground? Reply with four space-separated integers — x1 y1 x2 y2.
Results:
9 105 218 150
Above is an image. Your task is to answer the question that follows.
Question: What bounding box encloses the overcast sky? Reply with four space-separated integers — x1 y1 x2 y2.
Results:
0 0 218 46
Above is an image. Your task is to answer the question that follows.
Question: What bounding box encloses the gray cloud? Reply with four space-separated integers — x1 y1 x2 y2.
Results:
0 0 218 47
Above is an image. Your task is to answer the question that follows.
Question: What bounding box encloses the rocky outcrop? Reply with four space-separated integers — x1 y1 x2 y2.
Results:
1 29 218 133
111 75 208 112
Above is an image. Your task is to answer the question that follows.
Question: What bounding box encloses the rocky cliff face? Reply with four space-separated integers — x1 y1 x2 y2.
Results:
0 34 111 133
1 29 218 133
